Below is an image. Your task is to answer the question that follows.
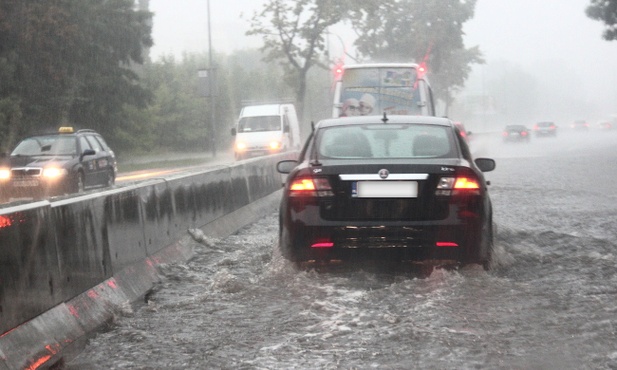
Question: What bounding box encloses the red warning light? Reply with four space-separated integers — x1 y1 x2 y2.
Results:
417 62 428 78
333 62 344 81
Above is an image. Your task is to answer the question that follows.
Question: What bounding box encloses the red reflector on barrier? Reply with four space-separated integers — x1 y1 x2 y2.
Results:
311 242 334 248
436 242 459 247
0 215 11 228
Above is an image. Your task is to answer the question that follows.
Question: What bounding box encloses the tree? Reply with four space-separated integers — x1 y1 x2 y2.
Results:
0 0 153 150
348 0 484 115
586 0 617 40
246 0 350 121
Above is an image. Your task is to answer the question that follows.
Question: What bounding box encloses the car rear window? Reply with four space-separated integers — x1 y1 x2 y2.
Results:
317 124 455 159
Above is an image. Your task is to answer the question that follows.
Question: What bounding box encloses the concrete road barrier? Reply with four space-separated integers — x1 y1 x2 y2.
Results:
0 153 293 369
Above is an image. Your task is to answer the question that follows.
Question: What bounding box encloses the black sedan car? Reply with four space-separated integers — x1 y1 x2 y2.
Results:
502 125 530 142
0 127 117 201
276 115 496 269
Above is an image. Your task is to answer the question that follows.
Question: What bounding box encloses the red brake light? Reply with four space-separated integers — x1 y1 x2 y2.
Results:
453 177 480 190
290 178 315 191
436 242 459 247
311 242 334 248
289 177 333 197
436 176 482 196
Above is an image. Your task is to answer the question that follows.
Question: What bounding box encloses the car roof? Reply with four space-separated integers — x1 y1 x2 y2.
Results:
315 115 453 130
18 129 101 143
342 62 420 70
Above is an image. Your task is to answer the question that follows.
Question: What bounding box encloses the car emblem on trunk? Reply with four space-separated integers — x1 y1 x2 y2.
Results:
378 169 389 179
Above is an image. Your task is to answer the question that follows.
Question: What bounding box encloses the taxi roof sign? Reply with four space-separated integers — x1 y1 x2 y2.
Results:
58 126 74 133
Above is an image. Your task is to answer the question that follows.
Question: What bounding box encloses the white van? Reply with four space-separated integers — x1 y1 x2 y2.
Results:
231 103 301 160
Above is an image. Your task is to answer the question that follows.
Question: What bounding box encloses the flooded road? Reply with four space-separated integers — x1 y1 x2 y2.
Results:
65 129 617 369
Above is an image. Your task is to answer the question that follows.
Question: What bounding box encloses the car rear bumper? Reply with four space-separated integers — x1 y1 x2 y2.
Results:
280 205 489 264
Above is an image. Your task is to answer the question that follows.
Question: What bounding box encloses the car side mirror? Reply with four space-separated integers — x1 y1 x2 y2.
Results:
231 127 237 136
475 158 495 172
81 149 96 161
276 160 297 174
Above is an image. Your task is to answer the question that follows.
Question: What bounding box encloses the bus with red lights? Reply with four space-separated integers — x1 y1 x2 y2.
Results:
332 63 435 118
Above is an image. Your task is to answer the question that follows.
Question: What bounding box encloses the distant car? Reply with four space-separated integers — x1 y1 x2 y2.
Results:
276 115 496 270
0 127 117 201
571 120 589 130
533 121 558 137
598 120 613 130
502 125 531 143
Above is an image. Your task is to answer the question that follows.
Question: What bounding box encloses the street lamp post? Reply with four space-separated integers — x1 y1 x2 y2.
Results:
207 0 216 157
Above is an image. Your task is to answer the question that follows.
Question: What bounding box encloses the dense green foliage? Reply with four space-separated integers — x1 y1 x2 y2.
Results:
0 0 153 152
134 51 294 155
587 0 617 40
0 0 304 156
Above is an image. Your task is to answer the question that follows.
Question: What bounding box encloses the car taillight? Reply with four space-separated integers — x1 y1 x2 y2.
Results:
454 177 480 189
521 131 528 136
435 176 481 196
502 132 509 136
288 177 334 197
436 242 459 247
311 241 334 248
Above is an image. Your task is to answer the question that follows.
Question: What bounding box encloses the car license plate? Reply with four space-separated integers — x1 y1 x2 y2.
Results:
13 179 39 187
353 181 418 198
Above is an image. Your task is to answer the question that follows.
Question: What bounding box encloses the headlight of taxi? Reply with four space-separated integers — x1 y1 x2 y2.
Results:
0 168 11 180
42 167 68 179
269 140 282 150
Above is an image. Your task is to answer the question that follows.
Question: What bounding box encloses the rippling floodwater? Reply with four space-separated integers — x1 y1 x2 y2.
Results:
65 130 617 370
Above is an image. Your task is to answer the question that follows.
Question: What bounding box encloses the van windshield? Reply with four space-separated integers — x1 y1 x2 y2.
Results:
238 116 281 132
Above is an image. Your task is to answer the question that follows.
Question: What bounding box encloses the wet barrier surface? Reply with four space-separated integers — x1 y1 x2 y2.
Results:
0 153 293 369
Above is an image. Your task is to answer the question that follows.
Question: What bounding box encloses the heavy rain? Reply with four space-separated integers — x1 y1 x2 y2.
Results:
2 0 617 369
